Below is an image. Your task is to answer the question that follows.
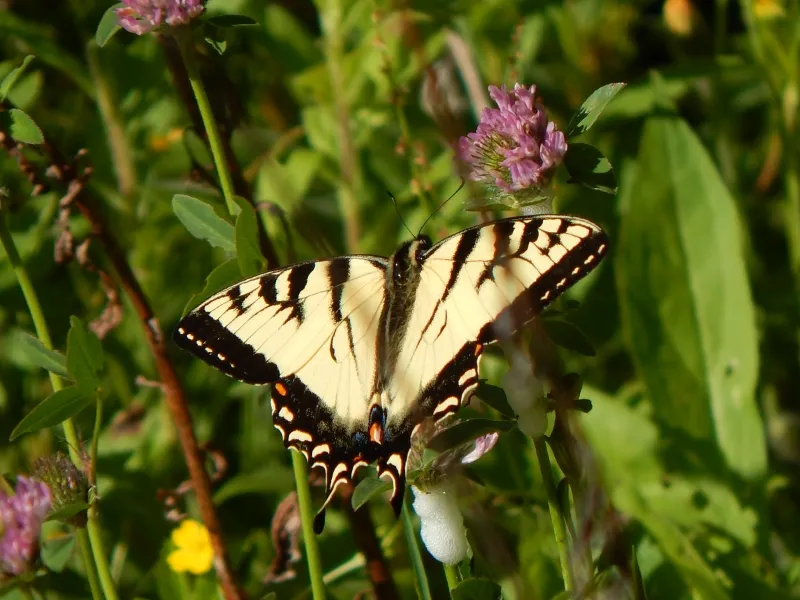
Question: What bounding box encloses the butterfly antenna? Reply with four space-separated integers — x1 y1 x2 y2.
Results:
417 179 465 238
388 192 416 239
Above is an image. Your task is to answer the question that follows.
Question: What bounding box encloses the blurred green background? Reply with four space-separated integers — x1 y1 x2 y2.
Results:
1 0 799 598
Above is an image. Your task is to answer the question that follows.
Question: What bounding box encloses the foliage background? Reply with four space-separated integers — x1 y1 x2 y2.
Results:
1 0 799 598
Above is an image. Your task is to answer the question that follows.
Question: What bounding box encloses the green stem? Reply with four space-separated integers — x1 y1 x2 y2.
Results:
533 437 574 592
174 27 238 216
76 528 104 600
401 500 433 600
290 451 326 600
443 563 460 592
18 585 35 600
87 503 120 600
0 215 115 600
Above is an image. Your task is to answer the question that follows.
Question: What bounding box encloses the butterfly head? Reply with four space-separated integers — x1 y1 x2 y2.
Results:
390 236 432 285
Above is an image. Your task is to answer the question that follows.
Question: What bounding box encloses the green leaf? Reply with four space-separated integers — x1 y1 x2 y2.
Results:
352 475 392 511
14 332 68 378
428 418 515 453
10 386 94 440
46 502 90 523
475 383 515 418
9 108 43 144
95 4 123 47
40 532 76 573
234 196 266 277
183 259 243 317
203 23 227 55
66 316 104 393
172 194 235 253
564 142 617 194
450 578 503 600
616 116 766 478
213 466 295 504
206 14 259 27
0 55 34 101
566 82 627 137
541 318 596 357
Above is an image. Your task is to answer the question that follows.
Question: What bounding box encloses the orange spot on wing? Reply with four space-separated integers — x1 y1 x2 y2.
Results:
369 422 384 444
474 344 483 356
275 382 287 396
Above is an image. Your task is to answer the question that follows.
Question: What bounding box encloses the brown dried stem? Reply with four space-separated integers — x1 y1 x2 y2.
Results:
0 108 245 600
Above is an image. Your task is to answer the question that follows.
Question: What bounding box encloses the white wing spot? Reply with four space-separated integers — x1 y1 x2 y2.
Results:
217 353 226 361
274 424 286 440
386 453 404 474
204 346 213 354
288 430 313 443
556 278 567 288
278 407 295 422
458 370 476 386
270 399 277 414
541 290 551 301
331 462 349 483
571 266 581 275
195 339 204 347
433 396 460 416
584 255 596 265
312 444 331 458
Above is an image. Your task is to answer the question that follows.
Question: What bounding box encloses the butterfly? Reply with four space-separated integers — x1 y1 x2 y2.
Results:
174 215 608 531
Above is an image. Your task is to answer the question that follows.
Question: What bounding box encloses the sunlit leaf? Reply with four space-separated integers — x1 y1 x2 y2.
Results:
352 475 392 511
95 3 123 47
66 317 104 393
0 55 34 100
10 387 94 440
566 82 627 137
14 332 68 378
9 108 43 144
172 194 235 253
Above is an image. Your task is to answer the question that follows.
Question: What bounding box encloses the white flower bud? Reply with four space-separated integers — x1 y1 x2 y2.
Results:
411 485 468 565
503 352 548 437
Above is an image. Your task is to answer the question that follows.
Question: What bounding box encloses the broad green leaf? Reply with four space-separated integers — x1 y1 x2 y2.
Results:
564 142 617 194
450 578 502 600
9 108 43 144
475 383 515 418
14 332 68 378
40 531 76 573
206 14 258 27
541 318 596 357
66 316 104 393
234 196 266 277
95 4 122 47
183 259 242 317
0 55 34 100
10 386 94 440
352 476 392 511
172 194 235 253
428 418 515 453
213 466 294 504
566 82 626 137
616 116 765 478
581 388 730 600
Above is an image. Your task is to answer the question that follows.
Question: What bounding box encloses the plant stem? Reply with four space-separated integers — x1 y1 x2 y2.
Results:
443 564 460 592
291 451 326 600
402 500 433 600
319 0 362 252
533 436 574 592
76 528 104 600
18 585 35 600
174 27 238 216
0 215 108 600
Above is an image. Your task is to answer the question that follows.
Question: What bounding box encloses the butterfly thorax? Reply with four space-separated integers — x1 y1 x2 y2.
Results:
373 237 432 422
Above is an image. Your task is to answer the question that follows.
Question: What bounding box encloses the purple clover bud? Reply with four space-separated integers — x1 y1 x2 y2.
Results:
457 84 568 202
0 476 52 578
116 0 206 36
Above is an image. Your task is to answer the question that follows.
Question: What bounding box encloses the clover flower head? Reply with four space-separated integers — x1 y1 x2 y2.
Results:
116 0 205 35
458 83 567 202
0 476 52 578
167 519 213 575
412 484 468 565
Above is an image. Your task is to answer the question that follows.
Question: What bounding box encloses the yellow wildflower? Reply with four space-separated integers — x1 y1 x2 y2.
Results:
166 519 213 575
754 0 784 19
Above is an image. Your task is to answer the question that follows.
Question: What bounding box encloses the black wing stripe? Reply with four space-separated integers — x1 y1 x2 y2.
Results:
441 227 480 302
328 258 350 321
